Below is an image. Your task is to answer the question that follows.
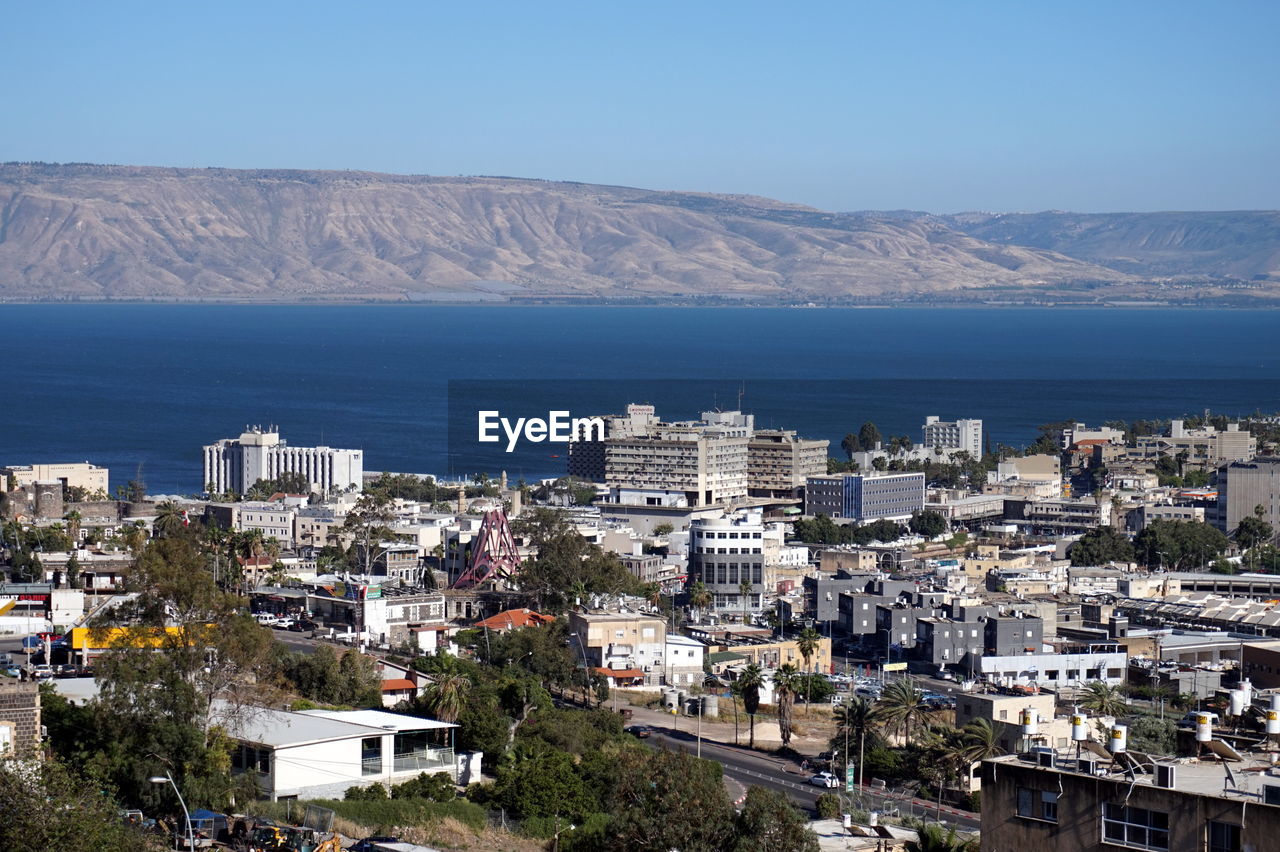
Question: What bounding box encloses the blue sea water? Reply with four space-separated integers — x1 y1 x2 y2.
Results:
1 305 1278 494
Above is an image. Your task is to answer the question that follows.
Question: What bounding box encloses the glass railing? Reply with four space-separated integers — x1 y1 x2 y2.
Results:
393 748 455 774
362 757 382 776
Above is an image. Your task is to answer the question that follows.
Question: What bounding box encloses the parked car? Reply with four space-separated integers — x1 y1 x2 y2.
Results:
253 613 279 627
2 666 20 678
808 772 840 788
1177 710 1220 729
272 618 296 629
350 838 401 852
625 725 652 739
32 664 55 682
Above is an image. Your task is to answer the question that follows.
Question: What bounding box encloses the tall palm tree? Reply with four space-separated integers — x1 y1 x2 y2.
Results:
738 663 765 749
739 579 753 624
152 500 187 539
687 580 712 622
1079 680 1128 717
421 672 472 723
834 696 877 781
772 663 803 748
873 677 926 747
63 510 82 545
796 626 821 714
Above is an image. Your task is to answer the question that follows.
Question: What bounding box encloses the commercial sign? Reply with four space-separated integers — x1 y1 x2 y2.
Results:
882 662 908 672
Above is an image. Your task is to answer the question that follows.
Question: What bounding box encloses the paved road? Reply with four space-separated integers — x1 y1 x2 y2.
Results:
638 724 981 832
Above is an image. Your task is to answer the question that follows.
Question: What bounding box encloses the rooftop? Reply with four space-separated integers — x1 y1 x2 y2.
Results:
990 746 1280 804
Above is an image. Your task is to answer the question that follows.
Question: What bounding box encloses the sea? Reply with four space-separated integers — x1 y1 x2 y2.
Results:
1 304 1278 495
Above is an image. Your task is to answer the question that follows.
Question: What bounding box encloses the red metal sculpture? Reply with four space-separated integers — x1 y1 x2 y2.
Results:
450 509 522 589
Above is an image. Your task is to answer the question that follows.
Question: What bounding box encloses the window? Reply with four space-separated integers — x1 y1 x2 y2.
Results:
1102 803 1168 850
1207 821 1240 852
362 736 383 776
1015 788 1057 822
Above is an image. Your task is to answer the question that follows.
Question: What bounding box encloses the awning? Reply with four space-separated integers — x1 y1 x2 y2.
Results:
595 667 645 679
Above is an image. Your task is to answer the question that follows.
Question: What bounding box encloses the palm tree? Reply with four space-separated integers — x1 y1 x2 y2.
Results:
834 696 877 781
959 718 1006 765
739 579 753 624
873 677 926 747
421 672 471 723
906 823 977 852
152 500 187 539
687 580 712 623
797 626 821 714
64 510 82 545
773 663 803 748
738 663 765 749
1079 680 1128 717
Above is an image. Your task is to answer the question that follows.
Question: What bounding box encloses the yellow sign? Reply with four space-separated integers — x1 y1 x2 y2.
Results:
883 662 908 672
69 625 204 651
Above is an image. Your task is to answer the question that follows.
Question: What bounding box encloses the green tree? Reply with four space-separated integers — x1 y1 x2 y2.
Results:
905 823 978 852
909 510 948 539
1069 526 1135 566
773 663 802 748
687 579 713 621
796 626 821 712
873 678 926 747
840 432 861 459
91 535 278 810
1078 680 1128 717
858 422 882 451
732 786 820 852
958 717 1006 765
153 499 188 539
607 749 737 852
419 670 476 721
738 664 765 749
0 759 152 851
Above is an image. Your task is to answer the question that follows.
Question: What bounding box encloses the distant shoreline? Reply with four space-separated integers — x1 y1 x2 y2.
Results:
0 298 1273 310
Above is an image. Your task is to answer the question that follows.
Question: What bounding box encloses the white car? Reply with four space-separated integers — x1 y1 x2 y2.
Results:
808 772 840 789
254 613 280 627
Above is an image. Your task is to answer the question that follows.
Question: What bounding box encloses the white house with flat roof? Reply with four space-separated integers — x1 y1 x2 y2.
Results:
221 704 459 800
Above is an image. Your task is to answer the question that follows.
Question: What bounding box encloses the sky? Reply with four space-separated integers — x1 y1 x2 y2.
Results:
3 1 1278 213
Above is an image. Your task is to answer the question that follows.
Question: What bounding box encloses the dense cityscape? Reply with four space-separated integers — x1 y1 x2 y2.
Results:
4 407 1280 850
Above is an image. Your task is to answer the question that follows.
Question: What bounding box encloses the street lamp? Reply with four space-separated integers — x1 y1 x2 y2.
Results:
149 771 194 852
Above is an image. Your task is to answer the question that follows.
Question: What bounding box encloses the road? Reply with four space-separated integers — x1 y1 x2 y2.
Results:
638 724 981 832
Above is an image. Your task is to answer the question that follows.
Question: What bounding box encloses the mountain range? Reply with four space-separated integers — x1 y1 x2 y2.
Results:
1 163 1276 304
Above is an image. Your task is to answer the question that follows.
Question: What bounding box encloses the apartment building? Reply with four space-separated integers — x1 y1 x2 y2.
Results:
746 429 829 498
567 611 668 684
605 420 750 507
922 416 983 457
688 512 767 615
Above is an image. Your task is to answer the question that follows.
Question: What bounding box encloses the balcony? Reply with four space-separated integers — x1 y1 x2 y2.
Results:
393 747 455 774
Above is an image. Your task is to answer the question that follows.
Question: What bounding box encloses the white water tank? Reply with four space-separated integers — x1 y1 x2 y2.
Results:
1021 707 1039 736
1196 713 1214 743
1269 695 1280 736
1110 724 1128 753
1242 678 1254 707
1071 713 1089 742
1230 689 1247 718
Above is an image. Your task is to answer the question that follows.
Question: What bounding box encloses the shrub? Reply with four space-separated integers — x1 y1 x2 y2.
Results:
816 793 840 819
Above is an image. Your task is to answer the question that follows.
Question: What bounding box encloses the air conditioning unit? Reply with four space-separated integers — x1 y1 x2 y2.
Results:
1077 758 1098 775
1154 764 1177 789
1035 748 1056 768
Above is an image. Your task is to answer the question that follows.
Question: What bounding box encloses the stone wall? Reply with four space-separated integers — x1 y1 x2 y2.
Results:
0 681 41 759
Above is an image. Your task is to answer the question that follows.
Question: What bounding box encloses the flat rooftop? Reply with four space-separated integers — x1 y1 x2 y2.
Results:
990 748 1280 803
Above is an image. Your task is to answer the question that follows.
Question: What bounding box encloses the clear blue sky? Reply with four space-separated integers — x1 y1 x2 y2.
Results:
4 1 1277 213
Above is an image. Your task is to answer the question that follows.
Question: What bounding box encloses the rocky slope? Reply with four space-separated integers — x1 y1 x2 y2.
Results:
0 164 1145 303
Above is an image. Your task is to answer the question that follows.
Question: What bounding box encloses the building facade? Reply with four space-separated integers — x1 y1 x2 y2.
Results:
922 416 983 457
804 472 926 521
688 512 767 615
203 426 363 496
1211 456 1280 538
746 429 829 498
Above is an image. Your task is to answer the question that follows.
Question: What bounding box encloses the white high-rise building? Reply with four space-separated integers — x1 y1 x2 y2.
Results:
922 416 983 458
203 426 363 496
